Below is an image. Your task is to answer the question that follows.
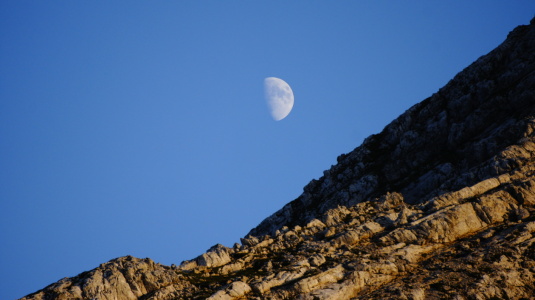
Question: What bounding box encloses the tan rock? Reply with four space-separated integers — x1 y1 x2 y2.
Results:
207 281 251 300
197 244 232 268
294 265 345 294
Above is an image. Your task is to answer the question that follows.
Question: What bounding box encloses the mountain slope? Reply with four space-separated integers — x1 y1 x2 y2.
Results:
21 19 535 300
248 18 535 238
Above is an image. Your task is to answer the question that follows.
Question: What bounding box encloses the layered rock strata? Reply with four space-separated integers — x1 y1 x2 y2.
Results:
22 19 535 300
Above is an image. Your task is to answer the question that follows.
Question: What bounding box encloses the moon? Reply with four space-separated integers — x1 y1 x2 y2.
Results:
264 77 294 121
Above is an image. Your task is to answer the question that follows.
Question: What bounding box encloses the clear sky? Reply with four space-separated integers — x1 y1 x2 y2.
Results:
1 2 533 299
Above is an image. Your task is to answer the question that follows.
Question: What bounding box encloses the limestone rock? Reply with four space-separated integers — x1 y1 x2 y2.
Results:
207 281 252 300
197 244 233 268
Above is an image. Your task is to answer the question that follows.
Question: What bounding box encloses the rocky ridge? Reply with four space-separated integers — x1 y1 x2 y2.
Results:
22 19 535 300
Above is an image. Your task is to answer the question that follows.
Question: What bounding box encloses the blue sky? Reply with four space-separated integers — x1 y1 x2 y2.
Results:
1 2 533 299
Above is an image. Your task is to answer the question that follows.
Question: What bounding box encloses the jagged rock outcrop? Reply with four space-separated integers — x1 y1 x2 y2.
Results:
21 19 535 300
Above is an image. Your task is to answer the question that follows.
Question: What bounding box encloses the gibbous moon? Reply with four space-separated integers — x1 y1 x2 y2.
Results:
264 77 294 121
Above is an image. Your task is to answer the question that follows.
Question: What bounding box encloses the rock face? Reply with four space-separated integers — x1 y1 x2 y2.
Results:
21 19 535 300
